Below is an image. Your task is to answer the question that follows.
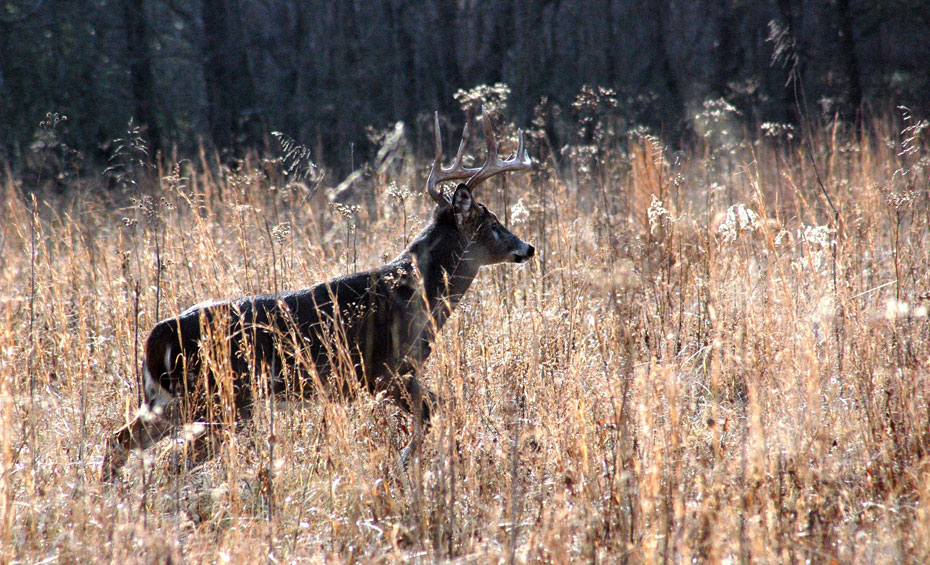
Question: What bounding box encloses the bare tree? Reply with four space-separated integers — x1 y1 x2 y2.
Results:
836 0 862 122
202 0 259 150
122 0 161 157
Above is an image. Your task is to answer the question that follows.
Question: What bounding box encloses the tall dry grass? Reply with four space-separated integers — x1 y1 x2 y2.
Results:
1 111 929 563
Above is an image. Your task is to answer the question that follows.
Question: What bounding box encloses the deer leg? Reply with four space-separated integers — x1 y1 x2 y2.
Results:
383 375 439 471
164 424 222 474
382 375 437 421
101 405 175 481
169 399 254 473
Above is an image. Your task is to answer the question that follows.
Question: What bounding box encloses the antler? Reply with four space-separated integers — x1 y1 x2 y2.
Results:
426 108 533 205
426 112 481 205
464 107 532 190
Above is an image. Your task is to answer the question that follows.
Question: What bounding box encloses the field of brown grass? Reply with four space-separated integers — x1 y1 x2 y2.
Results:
1 111 929 563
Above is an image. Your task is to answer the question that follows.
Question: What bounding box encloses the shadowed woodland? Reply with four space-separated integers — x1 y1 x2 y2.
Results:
1 0 929 172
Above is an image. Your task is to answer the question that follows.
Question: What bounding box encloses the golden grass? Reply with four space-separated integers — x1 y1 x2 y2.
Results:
1 115 929 563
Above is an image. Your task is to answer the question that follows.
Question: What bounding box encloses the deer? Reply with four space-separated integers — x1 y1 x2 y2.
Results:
101 109 535 480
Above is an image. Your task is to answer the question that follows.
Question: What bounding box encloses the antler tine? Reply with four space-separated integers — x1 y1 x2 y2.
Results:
482 112 498 163
426 112 445 205
433 111 443 162
426 111 481 205
454 121 469 164
465 106 533 190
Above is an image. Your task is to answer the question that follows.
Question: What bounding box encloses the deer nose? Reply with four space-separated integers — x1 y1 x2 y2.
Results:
514 244 535 263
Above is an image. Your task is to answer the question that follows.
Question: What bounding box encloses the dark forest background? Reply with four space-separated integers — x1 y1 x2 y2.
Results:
1 0 928 177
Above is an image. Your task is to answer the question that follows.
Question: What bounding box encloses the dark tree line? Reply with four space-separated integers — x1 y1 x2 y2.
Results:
1 0 928 175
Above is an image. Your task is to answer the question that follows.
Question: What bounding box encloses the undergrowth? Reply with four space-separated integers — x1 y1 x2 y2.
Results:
1 108 929 563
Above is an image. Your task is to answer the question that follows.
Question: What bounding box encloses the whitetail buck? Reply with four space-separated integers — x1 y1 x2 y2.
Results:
101 109 534 479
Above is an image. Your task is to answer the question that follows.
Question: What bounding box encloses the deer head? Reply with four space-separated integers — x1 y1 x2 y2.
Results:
425 108 535 266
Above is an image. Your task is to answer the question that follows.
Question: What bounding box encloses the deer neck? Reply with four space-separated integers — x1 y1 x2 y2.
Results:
403 217 480 326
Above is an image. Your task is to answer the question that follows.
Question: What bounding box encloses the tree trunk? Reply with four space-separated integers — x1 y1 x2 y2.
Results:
202 0 259 151
387 0 411 120
434 0 463 115
713 0 742 99
122 0 161 158
775 0 806 120
837 0 862 122
652 0 684 130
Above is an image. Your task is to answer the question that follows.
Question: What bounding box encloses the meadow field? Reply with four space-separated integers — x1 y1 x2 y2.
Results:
1 107 929 562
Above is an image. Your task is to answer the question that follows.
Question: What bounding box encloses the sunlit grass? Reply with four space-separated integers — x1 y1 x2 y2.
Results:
1 112 929 562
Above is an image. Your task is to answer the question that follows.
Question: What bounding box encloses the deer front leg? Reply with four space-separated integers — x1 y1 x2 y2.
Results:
381 375 438 471
101 404 176 481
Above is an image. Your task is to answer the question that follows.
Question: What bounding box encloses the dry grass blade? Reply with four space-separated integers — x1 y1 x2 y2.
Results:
1 111 929 562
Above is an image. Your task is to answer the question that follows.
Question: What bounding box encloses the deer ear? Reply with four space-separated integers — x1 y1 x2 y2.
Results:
452 184 474 223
